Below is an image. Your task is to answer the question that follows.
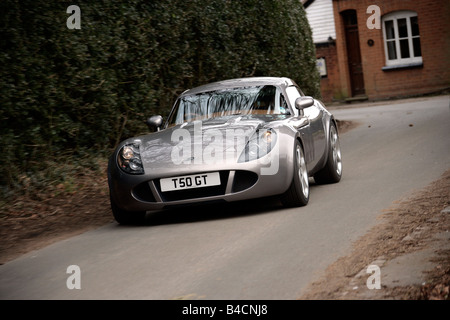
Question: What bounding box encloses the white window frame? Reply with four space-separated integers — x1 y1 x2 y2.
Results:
382 11 422 67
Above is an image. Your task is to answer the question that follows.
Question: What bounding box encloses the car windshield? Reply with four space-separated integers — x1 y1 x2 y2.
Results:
167 85 289 126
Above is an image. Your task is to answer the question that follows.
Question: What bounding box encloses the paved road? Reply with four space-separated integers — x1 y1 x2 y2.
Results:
1 95 449 300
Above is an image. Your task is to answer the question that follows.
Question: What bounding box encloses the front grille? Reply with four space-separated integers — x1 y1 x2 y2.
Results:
155 171 229 202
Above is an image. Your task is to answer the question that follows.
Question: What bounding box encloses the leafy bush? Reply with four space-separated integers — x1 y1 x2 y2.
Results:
0 0 319 195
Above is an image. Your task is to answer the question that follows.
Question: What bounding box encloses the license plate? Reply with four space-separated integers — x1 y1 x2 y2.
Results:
160 172 221 192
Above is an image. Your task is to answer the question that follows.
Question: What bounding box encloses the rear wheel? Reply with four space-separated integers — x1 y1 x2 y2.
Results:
314 123 342 184
281 140 309 207
110 195 146 225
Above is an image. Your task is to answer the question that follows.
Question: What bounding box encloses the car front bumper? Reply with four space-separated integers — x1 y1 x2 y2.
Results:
108 153 294 212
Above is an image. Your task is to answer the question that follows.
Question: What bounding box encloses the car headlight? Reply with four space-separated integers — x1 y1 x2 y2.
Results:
117 142 144 174
238 129 277 162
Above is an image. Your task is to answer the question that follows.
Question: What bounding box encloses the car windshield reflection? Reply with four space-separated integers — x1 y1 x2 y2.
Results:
167 85 290 126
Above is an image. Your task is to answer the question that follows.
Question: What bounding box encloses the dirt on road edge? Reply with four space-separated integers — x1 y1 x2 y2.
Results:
300 169 450 300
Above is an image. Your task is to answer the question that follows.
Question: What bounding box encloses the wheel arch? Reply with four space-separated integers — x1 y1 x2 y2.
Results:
315 114 338 173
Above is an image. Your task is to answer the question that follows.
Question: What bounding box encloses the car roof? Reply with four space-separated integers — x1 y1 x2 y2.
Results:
179 77 298 97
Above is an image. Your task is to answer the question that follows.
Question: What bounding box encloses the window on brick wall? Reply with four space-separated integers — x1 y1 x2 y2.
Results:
382 11 422 67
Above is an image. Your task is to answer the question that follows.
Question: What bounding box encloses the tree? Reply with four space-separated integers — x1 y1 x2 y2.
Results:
0 0 319 193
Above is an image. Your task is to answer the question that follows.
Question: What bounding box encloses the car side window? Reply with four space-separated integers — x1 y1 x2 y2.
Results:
278 92 290 114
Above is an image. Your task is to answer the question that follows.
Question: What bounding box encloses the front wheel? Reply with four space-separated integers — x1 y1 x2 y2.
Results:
314 123 342 184
281 140 309 207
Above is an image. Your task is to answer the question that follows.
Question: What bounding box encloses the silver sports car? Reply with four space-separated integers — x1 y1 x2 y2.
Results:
108 77 342 224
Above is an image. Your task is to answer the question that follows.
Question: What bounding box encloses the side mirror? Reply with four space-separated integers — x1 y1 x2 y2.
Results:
295 96 314 110
146 115 163 132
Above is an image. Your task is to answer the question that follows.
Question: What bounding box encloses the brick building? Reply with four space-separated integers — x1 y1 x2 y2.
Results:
305 0 450 102
304 0 339 102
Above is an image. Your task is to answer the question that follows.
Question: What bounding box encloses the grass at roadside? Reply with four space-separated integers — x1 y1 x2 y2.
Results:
0 156 113 264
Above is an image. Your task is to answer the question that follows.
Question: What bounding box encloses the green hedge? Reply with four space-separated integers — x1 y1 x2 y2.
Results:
0 0 320 193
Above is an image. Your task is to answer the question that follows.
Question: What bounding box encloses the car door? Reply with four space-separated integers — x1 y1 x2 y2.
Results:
303 100 326 171
283 85 315 167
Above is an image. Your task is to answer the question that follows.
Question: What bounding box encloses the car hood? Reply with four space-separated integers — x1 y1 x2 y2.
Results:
136 114 289 172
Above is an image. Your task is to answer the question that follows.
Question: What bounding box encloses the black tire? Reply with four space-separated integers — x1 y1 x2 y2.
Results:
110 195 146 225
314 123 342 184
281 140 309 207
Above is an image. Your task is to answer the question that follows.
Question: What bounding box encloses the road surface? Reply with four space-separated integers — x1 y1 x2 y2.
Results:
1 95 449 300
